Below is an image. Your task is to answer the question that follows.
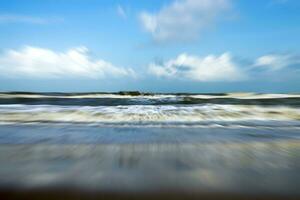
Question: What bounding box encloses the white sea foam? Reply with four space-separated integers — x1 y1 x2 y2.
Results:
0 104 299 124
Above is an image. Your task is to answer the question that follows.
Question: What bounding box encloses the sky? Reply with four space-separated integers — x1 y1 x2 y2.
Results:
0 0 299 93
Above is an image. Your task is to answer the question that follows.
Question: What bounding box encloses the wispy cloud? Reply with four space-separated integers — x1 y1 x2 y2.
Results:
0 14 63 24
139 0 231 43
117 5 127 19
0 46 136 79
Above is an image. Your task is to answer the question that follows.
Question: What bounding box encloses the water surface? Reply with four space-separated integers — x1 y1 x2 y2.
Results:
0 92 299 196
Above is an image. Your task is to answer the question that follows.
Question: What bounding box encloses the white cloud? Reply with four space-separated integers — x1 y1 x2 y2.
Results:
0 14 63 24
254 54 299 71
148 53 246 82
0 46 136 79
117 5 127 19
139 0 231 42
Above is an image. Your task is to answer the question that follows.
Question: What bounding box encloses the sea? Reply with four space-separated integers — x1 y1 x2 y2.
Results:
0 92 300 197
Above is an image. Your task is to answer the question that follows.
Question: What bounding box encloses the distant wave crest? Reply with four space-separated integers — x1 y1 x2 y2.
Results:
0 92 299 107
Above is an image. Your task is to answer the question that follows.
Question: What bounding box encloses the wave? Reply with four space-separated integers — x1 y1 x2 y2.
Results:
0 104 299 126
0 92 299 106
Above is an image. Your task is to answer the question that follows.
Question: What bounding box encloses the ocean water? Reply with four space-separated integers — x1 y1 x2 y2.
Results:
0 92 300 196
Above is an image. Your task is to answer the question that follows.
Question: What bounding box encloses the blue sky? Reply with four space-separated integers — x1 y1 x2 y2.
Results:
0 0 299 93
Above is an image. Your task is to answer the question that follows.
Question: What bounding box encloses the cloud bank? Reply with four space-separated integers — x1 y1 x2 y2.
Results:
0 46 135 79
149 52 300 82
149 53 245 82
254 54 300 71
139 0 231 42
0 46 298 82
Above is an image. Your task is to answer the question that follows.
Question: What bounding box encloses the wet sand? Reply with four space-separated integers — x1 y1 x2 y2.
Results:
0 138 300 199
0 91 299 200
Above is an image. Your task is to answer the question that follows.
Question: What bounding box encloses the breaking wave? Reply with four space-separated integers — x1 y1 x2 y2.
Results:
0 92 299 127
0 104 299 126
